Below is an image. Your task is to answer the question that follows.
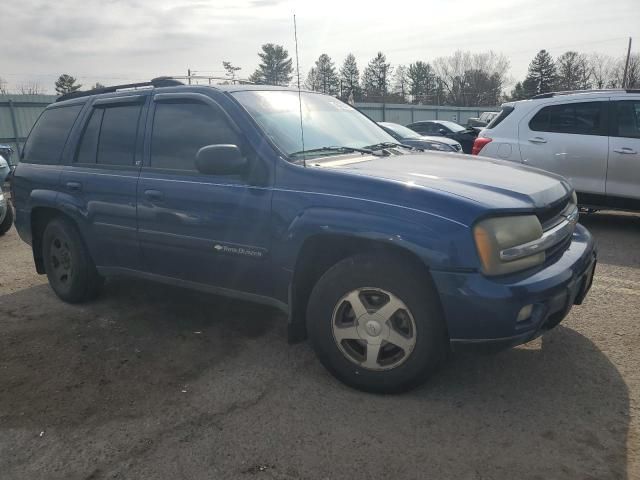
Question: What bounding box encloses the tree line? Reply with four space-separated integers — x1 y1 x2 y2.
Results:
2 44 638 106
510 49 639 99
244 43 640 105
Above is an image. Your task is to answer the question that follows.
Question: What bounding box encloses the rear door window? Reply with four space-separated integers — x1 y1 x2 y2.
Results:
529 102 606 135
96 105 143 166
22 105 83 164
613 101 640 138
75 108 104 164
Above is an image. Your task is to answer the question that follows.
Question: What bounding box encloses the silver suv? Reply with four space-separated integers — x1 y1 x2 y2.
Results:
473 90 640 211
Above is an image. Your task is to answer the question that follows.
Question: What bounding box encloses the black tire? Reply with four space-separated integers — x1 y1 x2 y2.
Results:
42 217 104 303
306 253 448 393
0 199 13 235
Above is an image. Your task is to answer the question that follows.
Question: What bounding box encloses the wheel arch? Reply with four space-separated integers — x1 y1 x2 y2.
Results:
30 206 82 274
287 233 444 343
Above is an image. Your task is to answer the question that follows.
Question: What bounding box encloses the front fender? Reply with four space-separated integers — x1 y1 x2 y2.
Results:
273 200 476 274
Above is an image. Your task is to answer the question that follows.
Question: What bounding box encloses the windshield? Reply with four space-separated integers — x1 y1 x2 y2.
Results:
379 122 421 139
232 90 396 159
438 121 465 132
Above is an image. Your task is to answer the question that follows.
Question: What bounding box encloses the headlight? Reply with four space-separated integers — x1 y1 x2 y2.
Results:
473 215 544 276
425 142 450 151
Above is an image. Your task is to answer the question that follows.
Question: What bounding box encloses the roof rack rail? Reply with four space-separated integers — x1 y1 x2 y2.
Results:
163 75 255 85
530 88 636 100
55 76 184 102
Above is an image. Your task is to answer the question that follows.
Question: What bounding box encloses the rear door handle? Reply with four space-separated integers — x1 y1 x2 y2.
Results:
144 189 164 201
613 147 637 154
528 137 547 144
65 181 82 192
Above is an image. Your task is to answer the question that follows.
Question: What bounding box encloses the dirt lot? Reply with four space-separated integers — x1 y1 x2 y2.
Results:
0 212 639 480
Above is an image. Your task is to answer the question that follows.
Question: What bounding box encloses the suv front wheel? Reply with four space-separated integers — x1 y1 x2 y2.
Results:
42 217 104 303
306 253 447 393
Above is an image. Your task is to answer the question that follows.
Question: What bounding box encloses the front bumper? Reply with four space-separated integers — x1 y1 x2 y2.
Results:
432 224 596 351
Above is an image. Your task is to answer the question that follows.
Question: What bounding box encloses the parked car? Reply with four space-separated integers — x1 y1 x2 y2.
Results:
378 122 463 152
473 89 640 212
0 149 14 235
12 79 596 393
466 111 499 128
405 120 479 153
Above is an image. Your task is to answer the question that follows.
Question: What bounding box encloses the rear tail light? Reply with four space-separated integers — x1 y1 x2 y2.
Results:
472 137 492 156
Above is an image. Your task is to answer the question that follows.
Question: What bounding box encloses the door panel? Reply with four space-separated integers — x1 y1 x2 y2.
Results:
518 100 609 195
60 95 146 269
607 100 640 200
137 93 273 296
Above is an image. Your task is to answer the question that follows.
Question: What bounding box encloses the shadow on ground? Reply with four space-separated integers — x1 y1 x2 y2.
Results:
0 273 631 479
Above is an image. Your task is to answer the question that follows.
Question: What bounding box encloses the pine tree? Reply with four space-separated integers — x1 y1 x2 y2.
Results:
339 53 360 101
310 54 339 95
362 52 392 101
222 61 242 82
508 81 527 101
55 74 82 95
392 65 409 102
249 44 293 86
407 61 436 103
523 50 557 96
304 67 319 91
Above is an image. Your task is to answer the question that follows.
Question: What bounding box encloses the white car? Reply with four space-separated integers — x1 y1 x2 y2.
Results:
473 89 640 211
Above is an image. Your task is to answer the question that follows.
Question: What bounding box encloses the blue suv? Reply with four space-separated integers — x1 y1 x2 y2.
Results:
12 78 596 393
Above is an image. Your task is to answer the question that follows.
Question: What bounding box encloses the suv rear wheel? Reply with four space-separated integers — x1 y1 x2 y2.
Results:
0 199 14 235
42 217 103 303
306 253 447 393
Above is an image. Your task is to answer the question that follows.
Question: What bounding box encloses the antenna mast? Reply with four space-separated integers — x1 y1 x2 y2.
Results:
294 14 306 165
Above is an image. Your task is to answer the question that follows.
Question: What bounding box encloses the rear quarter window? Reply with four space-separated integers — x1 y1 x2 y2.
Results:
22 105 83 164
529 102 606 135
485 106 514 129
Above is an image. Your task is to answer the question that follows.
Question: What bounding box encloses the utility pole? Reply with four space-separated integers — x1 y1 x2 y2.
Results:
622 37 632 88
187 68 192 85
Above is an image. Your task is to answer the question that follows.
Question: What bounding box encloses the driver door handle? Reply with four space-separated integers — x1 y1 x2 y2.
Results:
65 181 82 192
144 189 164 201
528 137 547 144
613 147 637 154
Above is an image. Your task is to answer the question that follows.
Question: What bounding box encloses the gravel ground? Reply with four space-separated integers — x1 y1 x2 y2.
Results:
0 212 638 480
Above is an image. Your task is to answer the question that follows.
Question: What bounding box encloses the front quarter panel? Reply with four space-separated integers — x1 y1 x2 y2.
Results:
271 161 479 302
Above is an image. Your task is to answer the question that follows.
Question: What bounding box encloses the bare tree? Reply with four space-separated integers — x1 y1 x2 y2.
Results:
434 51 509 106
18 82 45 95
588 53 617 88
0 77 8 94
556 51 591 90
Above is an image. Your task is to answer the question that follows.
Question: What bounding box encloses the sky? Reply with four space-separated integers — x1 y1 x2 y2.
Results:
1 0 639 93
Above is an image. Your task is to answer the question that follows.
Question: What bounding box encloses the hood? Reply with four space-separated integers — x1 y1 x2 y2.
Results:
313 152 572 210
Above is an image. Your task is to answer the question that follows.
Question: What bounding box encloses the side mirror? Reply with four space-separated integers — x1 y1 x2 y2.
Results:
195 144 247 175
438 129 448 135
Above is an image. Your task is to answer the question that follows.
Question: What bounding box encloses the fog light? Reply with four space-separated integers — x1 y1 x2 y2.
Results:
516 304 534 323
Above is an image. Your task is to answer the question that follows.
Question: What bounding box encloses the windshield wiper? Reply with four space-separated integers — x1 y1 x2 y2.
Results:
363 142 412 152
289 146 383 158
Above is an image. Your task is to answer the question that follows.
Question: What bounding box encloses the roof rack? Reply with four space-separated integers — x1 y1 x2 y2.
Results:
530 88 640 100
55 76 184 102
165 75 254 85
